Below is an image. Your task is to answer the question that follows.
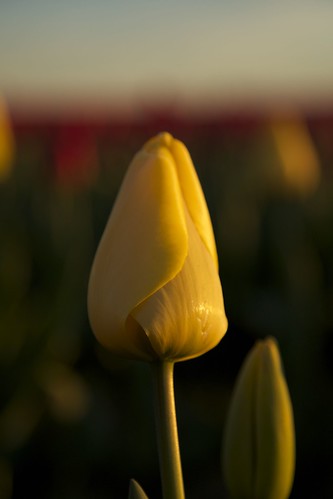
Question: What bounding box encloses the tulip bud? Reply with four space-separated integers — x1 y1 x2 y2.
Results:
0 96 15 182
88 132 227 362
128 479 149 499
222 337 295 499
269 114 320 197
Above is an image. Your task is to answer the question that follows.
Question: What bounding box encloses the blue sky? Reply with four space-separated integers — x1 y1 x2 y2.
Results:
1 0 333 106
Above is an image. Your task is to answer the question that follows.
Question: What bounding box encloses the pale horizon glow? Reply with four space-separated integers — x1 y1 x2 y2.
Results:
1 0 333 109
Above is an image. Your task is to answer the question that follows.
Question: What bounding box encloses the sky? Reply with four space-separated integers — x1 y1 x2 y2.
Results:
1 0 333 109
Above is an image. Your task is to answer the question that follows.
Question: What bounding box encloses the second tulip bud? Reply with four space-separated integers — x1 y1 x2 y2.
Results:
222 337 295 499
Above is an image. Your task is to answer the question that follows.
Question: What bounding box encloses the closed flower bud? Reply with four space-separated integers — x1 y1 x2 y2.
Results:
223 337 295 499
0 96 15 182
128 479 149 499
88 132 227 362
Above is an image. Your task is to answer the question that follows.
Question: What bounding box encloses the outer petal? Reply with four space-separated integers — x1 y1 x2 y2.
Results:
88 147 188 359
256 338 295 499
131 202 227 361
170 138 219 269
145 133 219 269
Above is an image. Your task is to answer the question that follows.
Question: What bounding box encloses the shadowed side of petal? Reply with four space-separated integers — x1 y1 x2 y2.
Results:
255 338 295 499
223 343 260 498
88 148 188 359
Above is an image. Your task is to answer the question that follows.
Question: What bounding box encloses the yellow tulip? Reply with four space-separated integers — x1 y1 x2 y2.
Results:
0 96 15 182
128 479 149 499
269 114 320 197
223 337 295 499
88 132 227 362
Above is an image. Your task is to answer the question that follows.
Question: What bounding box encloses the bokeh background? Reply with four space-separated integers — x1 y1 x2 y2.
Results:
1 1 333 498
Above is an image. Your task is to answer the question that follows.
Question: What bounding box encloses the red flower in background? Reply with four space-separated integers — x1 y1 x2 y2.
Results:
54 124 99 189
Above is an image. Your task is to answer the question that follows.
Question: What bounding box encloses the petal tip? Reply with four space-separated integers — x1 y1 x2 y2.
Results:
143 132 173 153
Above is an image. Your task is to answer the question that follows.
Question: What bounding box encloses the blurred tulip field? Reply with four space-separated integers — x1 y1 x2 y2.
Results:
1 103 333 498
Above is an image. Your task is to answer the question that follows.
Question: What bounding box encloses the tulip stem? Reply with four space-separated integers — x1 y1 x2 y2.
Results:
152 361 185 499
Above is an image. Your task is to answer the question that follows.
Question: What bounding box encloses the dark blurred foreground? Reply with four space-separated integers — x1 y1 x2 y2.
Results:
1 104 333 498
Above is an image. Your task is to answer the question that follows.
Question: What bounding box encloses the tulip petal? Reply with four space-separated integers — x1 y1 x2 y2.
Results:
144 133 219 269
256 338 295 499
170 138 219 269
88 147 188 358
131 202 227 361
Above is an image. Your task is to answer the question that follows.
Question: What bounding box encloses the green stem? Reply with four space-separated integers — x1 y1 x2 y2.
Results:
152 361 185 499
